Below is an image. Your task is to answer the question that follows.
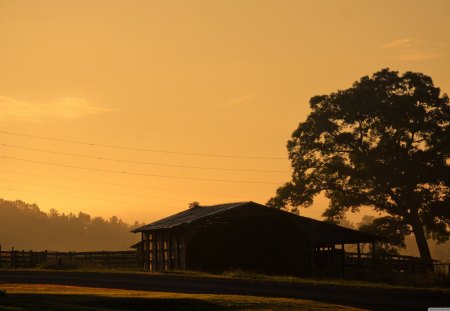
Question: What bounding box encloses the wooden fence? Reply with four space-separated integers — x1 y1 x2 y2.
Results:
1 245 448 276
345 252 450 275
0 246 140 269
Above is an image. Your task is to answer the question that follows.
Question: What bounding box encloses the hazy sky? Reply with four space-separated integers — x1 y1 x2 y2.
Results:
1 0 449 224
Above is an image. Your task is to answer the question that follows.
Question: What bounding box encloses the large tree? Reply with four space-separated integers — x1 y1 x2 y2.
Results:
268 69 450 268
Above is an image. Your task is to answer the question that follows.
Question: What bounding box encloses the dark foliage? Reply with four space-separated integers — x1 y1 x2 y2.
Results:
0 198 143 251
268 69 450 268
188 201 200 209
357 215 411 255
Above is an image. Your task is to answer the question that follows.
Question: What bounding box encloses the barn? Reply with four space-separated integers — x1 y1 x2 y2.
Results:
132 201 376 276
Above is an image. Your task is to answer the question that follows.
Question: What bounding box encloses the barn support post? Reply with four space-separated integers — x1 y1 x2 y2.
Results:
164 232 170 270
153 232 157 270
160 232 164 270
178 235 182 270
173 235 178 270
141 232 144 270
157 232 161 270
341 243 345 278
144 232 150 271
166 232 170 270
151 232 157 271
167 231 174 270
177 235 181 270
180 236 186 270
162 231 167 270
159 231 164 270
142 236 146 270
153 232 158 271
141 234 145 271
163 231 168 270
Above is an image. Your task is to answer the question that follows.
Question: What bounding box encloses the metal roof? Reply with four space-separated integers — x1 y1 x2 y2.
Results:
292 217 376 244
132 202 251 232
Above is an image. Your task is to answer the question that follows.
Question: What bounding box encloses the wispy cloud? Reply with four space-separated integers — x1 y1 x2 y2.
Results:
0 96 112 122
379 38 448 62
397 51 441 61
221 94 255 108
380 38 413 49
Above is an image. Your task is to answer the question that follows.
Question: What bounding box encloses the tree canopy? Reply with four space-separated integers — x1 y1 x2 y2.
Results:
268 69 450 268
0 198 143 251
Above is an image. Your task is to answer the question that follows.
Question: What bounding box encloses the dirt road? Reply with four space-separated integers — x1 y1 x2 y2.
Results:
0 270 448 310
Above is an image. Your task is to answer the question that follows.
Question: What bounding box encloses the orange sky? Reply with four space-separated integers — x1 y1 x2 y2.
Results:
0 0 449 224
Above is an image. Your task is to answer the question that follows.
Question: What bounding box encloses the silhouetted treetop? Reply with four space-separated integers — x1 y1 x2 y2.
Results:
268 69 450 269
189 201 200 209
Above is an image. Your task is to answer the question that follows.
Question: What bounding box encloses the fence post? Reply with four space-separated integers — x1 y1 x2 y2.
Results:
371 242 376 280
11 246 15 268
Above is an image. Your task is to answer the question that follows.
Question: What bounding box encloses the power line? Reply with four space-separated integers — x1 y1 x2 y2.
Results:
0 187 179 209
0 170 258 200
0 130 286 160
0 178 188 202
0 155 281 185
0 143 287 173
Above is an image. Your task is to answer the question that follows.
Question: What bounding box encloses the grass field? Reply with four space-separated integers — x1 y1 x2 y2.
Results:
1 269 448 310
0 284 365 310
219 269 450 292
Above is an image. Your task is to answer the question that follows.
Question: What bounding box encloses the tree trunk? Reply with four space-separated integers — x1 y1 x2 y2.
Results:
410 217 433 271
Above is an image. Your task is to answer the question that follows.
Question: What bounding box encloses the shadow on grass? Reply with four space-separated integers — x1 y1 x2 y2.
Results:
0 293 230 311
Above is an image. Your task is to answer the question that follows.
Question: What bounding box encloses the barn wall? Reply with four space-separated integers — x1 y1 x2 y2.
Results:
185 215 311 275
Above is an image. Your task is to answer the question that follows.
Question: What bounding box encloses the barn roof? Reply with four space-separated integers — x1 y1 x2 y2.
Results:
132 201 376 244
133 202 249 232
292 215 376 244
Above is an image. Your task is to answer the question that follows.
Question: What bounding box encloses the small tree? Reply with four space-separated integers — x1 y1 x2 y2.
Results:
268 69 450 269
188 201 200 209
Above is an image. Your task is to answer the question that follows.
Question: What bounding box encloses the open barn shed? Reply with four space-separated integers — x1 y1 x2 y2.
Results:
133 201 376 276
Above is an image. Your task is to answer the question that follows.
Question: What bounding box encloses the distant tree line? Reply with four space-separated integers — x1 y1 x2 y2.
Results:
0 198 144 251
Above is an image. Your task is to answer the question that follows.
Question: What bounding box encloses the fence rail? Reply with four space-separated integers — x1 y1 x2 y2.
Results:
0 246 139 269
1 245 448 276
345 252 449 275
